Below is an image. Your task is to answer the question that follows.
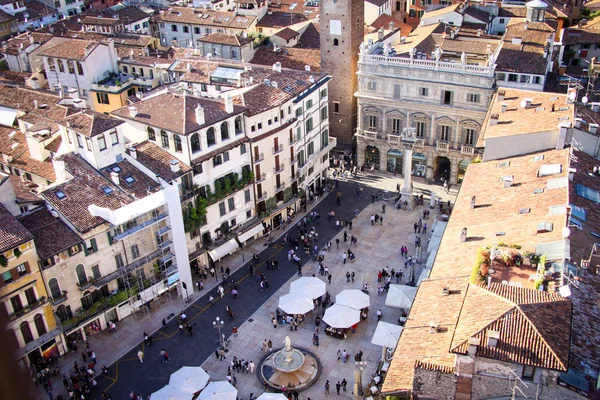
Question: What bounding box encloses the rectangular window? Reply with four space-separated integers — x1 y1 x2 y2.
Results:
131 244 139 259
416 122 425 138
467 94 480 103
442 90 452 105
194 27 200 34
392 119 401 134
440 125 451 141
257 122 262 130
465 128 476 145
240 144 246 154
110 131 118 145
420 87 428 96
96 92 109 104
219 201 226 216
171 24 177 32
25 287 36 305
333 102 340 113
295 108 303 117
306 117 313 132
246 210 252 219
321 106 328 121
91 264 100 279
520 75 530 83
76 134 83 148
368 81 377 90
85 238 97 255
320 88 327 99
67 61 74 74
183 26 189 33
244 189 251 203
98 135 107 151
58 60 64 73
223 151 230 162
393 84 401 99
115 253 124 269
496 72 506 81
10 295 23 312
228 197 235 211
307 141 314 156
86 138 91 151
508 74 518 82
533 76 541 84
213 155 223 167
522 366 535 381
368 115 377 130
193 163 203 175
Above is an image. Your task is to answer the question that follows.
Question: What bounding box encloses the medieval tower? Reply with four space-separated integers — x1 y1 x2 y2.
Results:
320 0 364 149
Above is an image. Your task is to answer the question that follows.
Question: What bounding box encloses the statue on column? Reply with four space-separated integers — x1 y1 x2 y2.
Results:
409 47 416 61
461 52 467 64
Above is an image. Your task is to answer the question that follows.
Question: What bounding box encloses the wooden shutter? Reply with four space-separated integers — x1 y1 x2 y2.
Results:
24 262 30 274
10 268 19 281
107 232 113 246
91 238 98 253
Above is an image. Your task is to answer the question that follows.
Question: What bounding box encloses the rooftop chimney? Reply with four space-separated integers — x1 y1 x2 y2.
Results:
195 104 205 125
129 147 137 159
378 27 385 40
589 123 598 134
567 88 577 104
429 321 438 334
309 75 314 84
467 336 478 357
304 65 310 71
523 98 532 108
470 196 476 209
187 63 192 72
170 159 180 173
460 227 467 242
501 103 508 113
33 99 38 109
487 330 500 347
591 102 600 112
389 21 395 31
225 95 234 113
490 113 499 125
442 286 450 296
273 61 282 73
498 90 506 100
110 171 120 185
128 106 138 117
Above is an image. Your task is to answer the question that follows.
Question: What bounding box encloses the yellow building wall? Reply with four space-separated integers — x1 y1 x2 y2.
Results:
91 90 130 113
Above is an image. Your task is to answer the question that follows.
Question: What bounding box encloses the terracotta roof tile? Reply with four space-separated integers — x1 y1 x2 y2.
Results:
62 109 125 138
99 159 161 199
197 32 253 46
111 92 245 135
155 7 255 29
257 11 308 28
561 27 600 45
0 202 33 253
18 207 82 260
8 175 42 204
41 153 134 233
127 140 191 182
463 6 491 23
45 135 62 153
10 148 56 181
38 39 101 61
274 27 299 41
250 46 320 72
297 22 319 49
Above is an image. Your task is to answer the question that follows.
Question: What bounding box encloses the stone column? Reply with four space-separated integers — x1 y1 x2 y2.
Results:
402 143 413 196
450 155 459 185
381 109 387 139
454 117 461 150
429 115 436 145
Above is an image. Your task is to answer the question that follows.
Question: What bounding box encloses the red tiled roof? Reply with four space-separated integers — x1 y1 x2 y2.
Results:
0 202 33 254
250 46 320 72
62 109 125 138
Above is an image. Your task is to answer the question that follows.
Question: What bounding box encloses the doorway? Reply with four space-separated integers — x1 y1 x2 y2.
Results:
457 159 471 184
396 1 401 11
433 156 451 181
364 146 380 170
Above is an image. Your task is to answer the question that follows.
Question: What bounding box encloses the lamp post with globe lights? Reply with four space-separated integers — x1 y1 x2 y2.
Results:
354 360 367 399
213 316 225 349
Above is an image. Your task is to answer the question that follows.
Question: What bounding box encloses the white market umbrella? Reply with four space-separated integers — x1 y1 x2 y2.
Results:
151 385 190 400
197 381 238 400
371 321 404 348
335 289 370 310
289 277 326 299
322 304 360 328
257 393 288 400
278 292 314 315
168 366 210 394
385 285 417 309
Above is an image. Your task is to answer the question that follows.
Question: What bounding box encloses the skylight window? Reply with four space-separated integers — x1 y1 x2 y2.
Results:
102 186 113 194
533 188 544 194
537 222 554 233
518 208 530 214
112 166 122 173
124 176 136 185
533 155 544 162
576 184 600 204
539 164 562 176
497 161 510 168
55 190 66 199
570 203 586 221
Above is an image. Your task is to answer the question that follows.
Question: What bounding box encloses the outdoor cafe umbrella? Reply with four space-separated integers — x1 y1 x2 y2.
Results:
371 321 404 349
385 284 417 309
322 304 361 328
197 381 238 400
256 393 288 400
289 277 326 299
335 289 370 310
168 366 210 394
150 385 190 400
278 292 314 315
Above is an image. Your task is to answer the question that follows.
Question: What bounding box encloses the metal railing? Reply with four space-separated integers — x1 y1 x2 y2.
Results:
274 164 285 174
272 144 283 154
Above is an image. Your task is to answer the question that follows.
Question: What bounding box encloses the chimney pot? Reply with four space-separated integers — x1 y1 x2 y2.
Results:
128 106 138 117
195 104 205 125
470 196 476 209
497 90 505 101
501 103 508 113
170 159 180 173
130 147 137 159
110 171 120 185
460 227 468 242
490 113 499 125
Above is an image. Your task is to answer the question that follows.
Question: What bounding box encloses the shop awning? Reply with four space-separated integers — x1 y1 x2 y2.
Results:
207 238 239 262
0 106 18 127
237 223 264 243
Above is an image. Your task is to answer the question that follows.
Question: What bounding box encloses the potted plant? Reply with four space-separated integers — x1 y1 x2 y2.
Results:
0 254 7 267
526 252 541 268
13 248 22 259
513 253 522 266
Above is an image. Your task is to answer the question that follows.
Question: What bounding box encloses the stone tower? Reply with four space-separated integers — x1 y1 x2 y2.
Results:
320 0 364 149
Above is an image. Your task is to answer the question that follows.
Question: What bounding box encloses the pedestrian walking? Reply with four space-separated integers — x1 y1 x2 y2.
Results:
336 381 341 395
272 318 277 328
342 252 347 264
82 352 87 363
250 361 256 373
377 309 383 321
262 339 268 353
346 271 351 282
325 380 330 394
232 288 238 299
351 271 355 282
336 238 340 249
137 350 144 364
160 349 169 363
268 340 273 350
382 204 386 214
341 378 347 392
328 273 332 284
380 215 384 226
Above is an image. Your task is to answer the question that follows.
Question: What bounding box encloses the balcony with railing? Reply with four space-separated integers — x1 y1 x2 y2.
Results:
91 73 160 94
272 144 284 154
356 129 379 140
320 137 337 154
291 171 300 181
8 297 48 321
257 191 268 201
359 53 496 77
275 182 286 192
289 136 298 145
461 144 475 155
289 157 295 166
274 164 285 174
256 173 266 183
254 153 265 162
93 248 163 288
435 141 449 151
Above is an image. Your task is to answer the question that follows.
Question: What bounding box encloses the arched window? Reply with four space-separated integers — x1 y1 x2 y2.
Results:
20 321 33 344
75 264 87 286
190 133 200 153
48 278 61 300
147 127 156 141
161 130 169 148
56 305 68 322
174 134 182 152
234 117 242 135
34 314 47 336
81 291 93 309
207 127 216 146
333 38 339 46
220 122 229 141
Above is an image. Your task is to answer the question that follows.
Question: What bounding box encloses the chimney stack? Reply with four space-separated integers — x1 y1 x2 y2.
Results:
487 330 500 347
591 102 600 112
467 336 478 357
309 75 314 84
497 90 505 101
225 95 234 113
129 147 137 159
304 65 310 71
389 21 395 31
33 99 38 109
490 113 499 125
272 61 282 73
195 104 205 125
110 171 120 185
501 103 508 113
128 106 138 117
170 159 180 173
378 27 385 40
470 196 476 209
460 227 468 242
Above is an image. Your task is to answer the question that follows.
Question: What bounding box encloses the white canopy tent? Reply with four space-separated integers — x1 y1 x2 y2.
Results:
371 321 404 349
207 238 239 263
335 289 370 310
256 393 288 400
237 223 264 243
385 285 418 309
289 277 327 299
150 385 190 400
168 366 210 394
322 304 361 328
278 292 314 315
197 381 238 400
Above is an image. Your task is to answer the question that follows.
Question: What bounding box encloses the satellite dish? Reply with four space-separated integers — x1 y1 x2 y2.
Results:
582 96 589 104
562 227 571 238
559 285 572 298
520 99 528 108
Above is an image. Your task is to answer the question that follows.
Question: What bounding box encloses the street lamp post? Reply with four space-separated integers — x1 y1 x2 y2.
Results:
213 316 225 349
354 361 367 399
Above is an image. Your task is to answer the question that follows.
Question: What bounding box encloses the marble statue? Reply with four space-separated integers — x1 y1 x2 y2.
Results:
284 336 292 352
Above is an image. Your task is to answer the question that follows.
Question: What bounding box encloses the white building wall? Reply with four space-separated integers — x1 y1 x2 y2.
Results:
483 130 558 161
421 11 463 27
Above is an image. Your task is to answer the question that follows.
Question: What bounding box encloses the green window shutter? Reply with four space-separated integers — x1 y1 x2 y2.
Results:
107 232 113 246
91 238 98 253
83 243 89 257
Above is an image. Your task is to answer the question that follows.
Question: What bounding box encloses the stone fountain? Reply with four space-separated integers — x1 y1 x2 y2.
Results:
257 336 320 392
